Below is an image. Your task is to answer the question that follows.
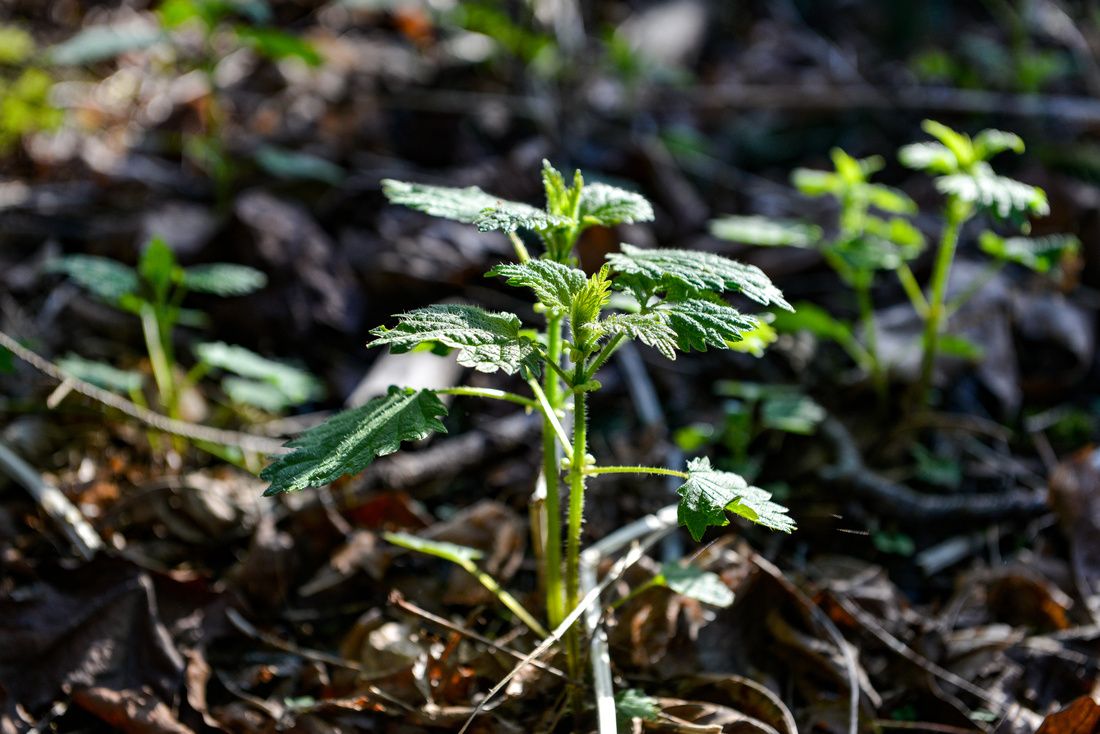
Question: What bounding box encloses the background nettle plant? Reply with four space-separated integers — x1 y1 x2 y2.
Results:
261 161 795 684
710 121 1078 411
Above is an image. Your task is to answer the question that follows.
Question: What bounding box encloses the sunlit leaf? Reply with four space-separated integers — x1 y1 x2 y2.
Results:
978 231 1079 273
659 563 735 607
577 182 654 226
676 456 794 541
607 244 791 310
382 179 567 232
601 312 678 359
369 304 540 376
487 259 587 313
656 298 757 351
262 387 448 495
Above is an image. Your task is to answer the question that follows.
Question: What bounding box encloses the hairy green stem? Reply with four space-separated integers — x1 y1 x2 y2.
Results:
541 314 566 630
583 465 688 478
915 199 967 408
563 361 589 685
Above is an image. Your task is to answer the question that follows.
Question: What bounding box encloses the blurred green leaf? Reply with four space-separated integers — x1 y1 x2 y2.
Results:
710 215 822 248
658 563 734 607
255 145 344 185
0 26 35 65
58 355 143 393
235 26 321 65
48 23 162 65
761 393 824 435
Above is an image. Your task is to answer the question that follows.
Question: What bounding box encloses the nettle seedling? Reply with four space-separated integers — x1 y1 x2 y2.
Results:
260 161 795 689
675 381 825 480
711 148 925 400
898 120 1077 406
713 122 1078 410
47 1 327 202
49 239 319 458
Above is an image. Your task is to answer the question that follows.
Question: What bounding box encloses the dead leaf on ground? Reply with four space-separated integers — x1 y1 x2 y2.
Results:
1037 695 1100 734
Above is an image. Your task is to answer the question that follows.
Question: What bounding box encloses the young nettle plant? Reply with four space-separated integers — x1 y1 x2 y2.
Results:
49 239 319 456
711 148 925 400
898 120 1076 406
713 122 1078 410
260 162 796 684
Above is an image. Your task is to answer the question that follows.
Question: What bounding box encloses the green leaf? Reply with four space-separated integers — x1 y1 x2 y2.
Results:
381 179 567 232
658 563 735 607
922 119 975 167
771 302 854 344
792 168 843 196
865 183 918 215
540 160 579 217
578 182 654 226
255 145 344 185
570 265 613 350
222 377 298 411
615 689 661 728
195 341 322 406
601 312 678 359
139 238 178 298
487 259 587 313
606 244 791 310
0 26 36 65
676 456 795 541
978 231 1079 273
182 263 267 295
369 304 540 376
709 215 822 248
57 354 143 393
47 23 162 66
0 346 12 374
384 531 483 565
973 129 1024 160
657 298 758 351
761 393 824 435
936 166 1049 219
728 318 777 357
47 255 139 302
898 142 957 174
261 387 448 495
235 26 321 65
938 334 984 361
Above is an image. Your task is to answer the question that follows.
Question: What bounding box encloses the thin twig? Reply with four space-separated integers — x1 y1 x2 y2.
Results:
0 329 287 454
390 592 575 683
457 536 663 734
0 440 103 560
225 608 416 714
